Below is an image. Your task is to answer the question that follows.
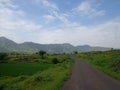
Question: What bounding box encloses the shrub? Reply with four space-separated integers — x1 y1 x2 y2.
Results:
15 75 28 82
52 58 59 64
74 51 78 54
0 83 6 90
32 74 53 82
0 53 8 60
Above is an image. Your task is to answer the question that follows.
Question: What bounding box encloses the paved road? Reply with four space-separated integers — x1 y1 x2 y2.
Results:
62 57 120 90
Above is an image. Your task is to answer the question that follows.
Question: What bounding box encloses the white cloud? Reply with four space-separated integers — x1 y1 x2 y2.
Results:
0 0 17 8
43 15 55 20
34 18 120 48
35 0 73 26
52 11 70 25
36 0 59 11
0 0 42 31
0 0 120 48
43 14 55 23
73 0 105 18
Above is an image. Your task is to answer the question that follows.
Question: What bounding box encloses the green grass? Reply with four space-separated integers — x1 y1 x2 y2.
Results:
0 54 74 90
0 64 53 76
23 60 73 90
76 50 120 80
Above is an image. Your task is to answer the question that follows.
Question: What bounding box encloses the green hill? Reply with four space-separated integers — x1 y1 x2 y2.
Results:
0 37 111 54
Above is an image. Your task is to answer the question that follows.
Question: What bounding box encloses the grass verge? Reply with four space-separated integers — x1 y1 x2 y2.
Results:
76 50 120 80
0 58 73 90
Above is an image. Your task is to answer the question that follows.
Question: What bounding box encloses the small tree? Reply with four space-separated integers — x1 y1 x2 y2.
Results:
111 48 114 51
0 53 8 61
74 51 78 54
39 50 46 59
52 58 59 64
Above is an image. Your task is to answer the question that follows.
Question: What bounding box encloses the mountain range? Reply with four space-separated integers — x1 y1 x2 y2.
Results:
0 37 111 54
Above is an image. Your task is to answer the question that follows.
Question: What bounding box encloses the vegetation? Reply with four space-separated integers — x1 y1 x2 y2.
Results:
0 53 8 61
0 53 74 90
0 37 110 54
0 64 52 76
52 58 59 64
74 51 78 54
76 50 120 80
39 50 46 59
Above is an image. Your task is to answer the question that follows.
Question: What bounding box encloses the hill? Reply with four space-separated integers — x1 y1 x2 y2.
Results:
0 37 110 53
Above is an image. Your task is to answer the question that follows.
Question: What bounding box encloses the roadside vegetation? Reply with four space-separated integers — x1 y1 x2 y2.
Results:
76 50 120 80
0 51 74 90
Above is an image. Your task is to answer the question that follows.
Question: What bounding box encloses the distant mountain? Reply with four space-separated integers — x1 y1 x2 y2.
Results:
0 37 19 52
76 45 111 52
0 37 111 53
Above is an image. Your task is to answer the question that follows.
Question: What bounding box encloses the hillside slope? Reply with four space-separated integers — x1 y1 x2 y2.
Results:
0 37 110 53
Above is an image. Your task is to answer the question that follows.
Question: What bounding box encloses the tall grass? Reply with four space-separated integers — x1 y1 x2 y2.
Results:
0 55 74 90
77 50 120 80
23 61 73 90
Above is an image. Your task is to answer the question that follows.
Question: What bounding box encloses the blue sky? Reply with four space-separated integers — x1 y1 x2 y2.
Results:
0 0 120 48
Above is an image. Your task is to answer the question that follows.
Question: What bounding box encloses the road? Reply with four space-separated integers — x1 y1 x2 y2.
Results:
62 57 120 90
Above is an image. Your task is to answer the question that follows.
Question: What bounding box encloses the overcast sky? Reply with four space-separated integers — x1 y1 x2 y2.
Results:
0 0 120 48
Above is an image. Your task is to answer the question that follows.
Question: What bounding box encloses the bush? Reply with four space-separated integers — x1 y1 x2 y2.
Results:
74 51 78 54
32 74 53 82
0 53 8 60
0 83 5 90
52 58 59 64
15 75 28 82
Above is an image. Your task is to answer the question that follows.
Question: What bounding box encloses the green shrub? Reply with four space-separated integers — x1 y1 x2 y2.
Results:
52 58 59 64
0 83 6 90
32 74 53 82
0 53 8 61
0 55 74 90
15 75 28 82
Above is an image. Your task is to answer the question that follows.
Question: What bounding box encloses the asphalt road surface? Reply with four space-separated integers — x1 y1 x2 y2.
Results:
62 57 120 90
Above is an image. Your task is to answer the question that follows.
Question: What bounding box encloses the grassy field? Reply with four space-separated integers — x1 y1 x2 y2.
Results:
0 54 74 90
76 50 120 80
0 64 53 76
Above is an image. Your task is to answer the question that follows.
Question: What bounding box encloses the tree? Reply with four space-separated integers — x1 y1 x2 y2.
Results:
111 48 114 51
74 51 78 54
0 53 8 60
52 58 59 64
39 50 46 59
